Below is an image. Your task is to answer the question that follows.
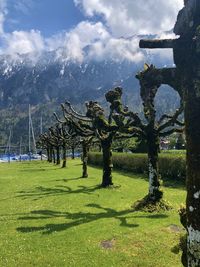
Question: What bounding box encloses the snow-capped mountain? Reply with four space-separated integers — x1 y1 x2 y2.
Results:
0 47 179 146
0 51 138 108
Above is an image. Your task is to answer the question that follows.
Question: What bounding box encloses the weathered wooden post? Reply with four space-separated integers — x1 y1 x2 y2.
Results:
139 1 200 265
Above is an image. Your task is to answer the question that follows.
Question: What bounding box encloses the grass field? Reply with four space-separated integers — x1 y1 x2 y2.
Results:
0 159 186 267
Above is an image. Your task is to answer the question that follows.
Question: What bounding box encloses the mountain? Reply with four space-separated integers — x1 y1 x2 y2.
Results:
0 49 180 149
0 51 138 107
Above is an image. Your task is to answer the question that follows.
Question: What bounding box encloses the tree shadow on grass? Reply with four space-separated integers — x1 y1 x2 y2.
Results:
53 177 85 183
134 214 168 219
17 184 102 200
20 167 63 172
16 204 169 235
16 204 138 234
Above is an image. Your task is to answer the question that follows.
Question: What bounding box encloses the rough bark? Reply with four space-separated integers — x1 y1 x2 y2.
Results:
47 148 50 162
56 147 60 165
101 137 113 187
185 76 200 267
40 149 43 161
147 132 163 202
62 145 67 168
71 147 75 159
49 147 53 163
52 149 56 164
82 142 89 178
175 4 200 264
138 1 200 265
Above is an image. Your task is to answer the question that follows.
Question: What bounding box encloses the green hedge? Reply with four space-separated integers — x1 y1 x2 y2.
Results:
88 152 186 181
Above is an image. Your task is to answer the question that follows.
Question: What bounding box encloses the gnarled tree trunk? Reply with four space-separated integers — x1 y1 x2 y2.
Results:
185 77 200 267
147 131 163 202
47 148 50 162
49 147 53 163
71 147 75 159
56 147 60 165
62 145 67 168
101 136 113 187
52 149 56 164
82 142 89 178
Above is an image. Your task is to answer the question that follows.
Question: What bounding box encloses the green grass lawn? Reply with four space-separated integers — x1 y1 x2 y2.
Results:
0 159 186 267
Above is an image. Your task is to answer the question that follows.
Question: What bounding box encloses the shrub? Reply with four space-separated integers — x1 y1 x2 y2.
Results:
88 152 186 181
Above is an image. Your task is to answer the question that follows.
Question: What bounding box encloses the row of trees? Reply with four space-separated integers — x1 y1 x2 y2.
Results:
38 77 184 203
37 1 200 265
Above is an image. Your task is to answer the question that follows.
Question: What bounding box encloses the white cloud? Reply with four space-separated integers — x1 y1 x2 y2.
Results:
63 21 109 61
47 21 110 62
3 30 45 56
88 35 144 62
0 0 45 59
68 0 184 62
0 0 184 63
74 0 183 37
46 21 144 63
0 0 7 34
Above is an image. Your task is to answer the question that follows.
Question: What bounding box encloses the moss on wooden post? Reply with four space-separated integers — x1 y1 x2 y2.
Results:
139 0 200 264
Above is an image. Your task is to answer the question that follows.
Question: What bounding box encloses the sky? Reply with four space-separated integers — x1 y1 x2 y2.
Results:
0 0 184 62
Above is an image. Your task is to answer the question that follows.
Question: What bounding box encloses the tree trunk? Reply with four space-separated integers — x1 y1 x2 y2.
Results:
49 147 53 163
185 78 200 267
71 147 75 159
56 147 60 165
40 149 43 161
101 137 113 187
47 148 50 162
62 145 67 168
52 149 56 164
147 132 163 202
82 142 88 178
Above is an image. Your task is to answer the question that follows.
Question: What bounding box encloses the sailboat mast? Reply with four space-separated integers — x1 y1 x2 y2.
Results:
40 116 43 160
30 115 37 154
29 104 31 153
8 128 11 163
28 104 31 160
19 136 22 162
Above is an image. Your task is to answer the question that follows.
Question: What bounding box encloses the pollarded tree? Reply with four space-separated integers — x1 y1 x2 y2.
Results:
139 1 200 265
60 100 131 187
80 136 94 178
37 135 50 161
53 114 81 168
61 101 117 187
46 126 64 165
68 136 80 160
84 100 119 187
38 133 54 163
105 86 184 203
54 105 95 176
49 125 62 165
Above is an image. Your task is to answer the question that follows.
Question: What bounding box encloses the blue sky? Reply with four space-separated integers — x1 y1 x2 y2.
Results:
0 0 183 62
4 0 85 37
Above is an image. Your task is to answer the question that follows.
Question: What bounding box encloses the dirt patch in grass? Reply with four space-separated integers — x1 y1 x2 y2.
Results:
100 239 116 249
